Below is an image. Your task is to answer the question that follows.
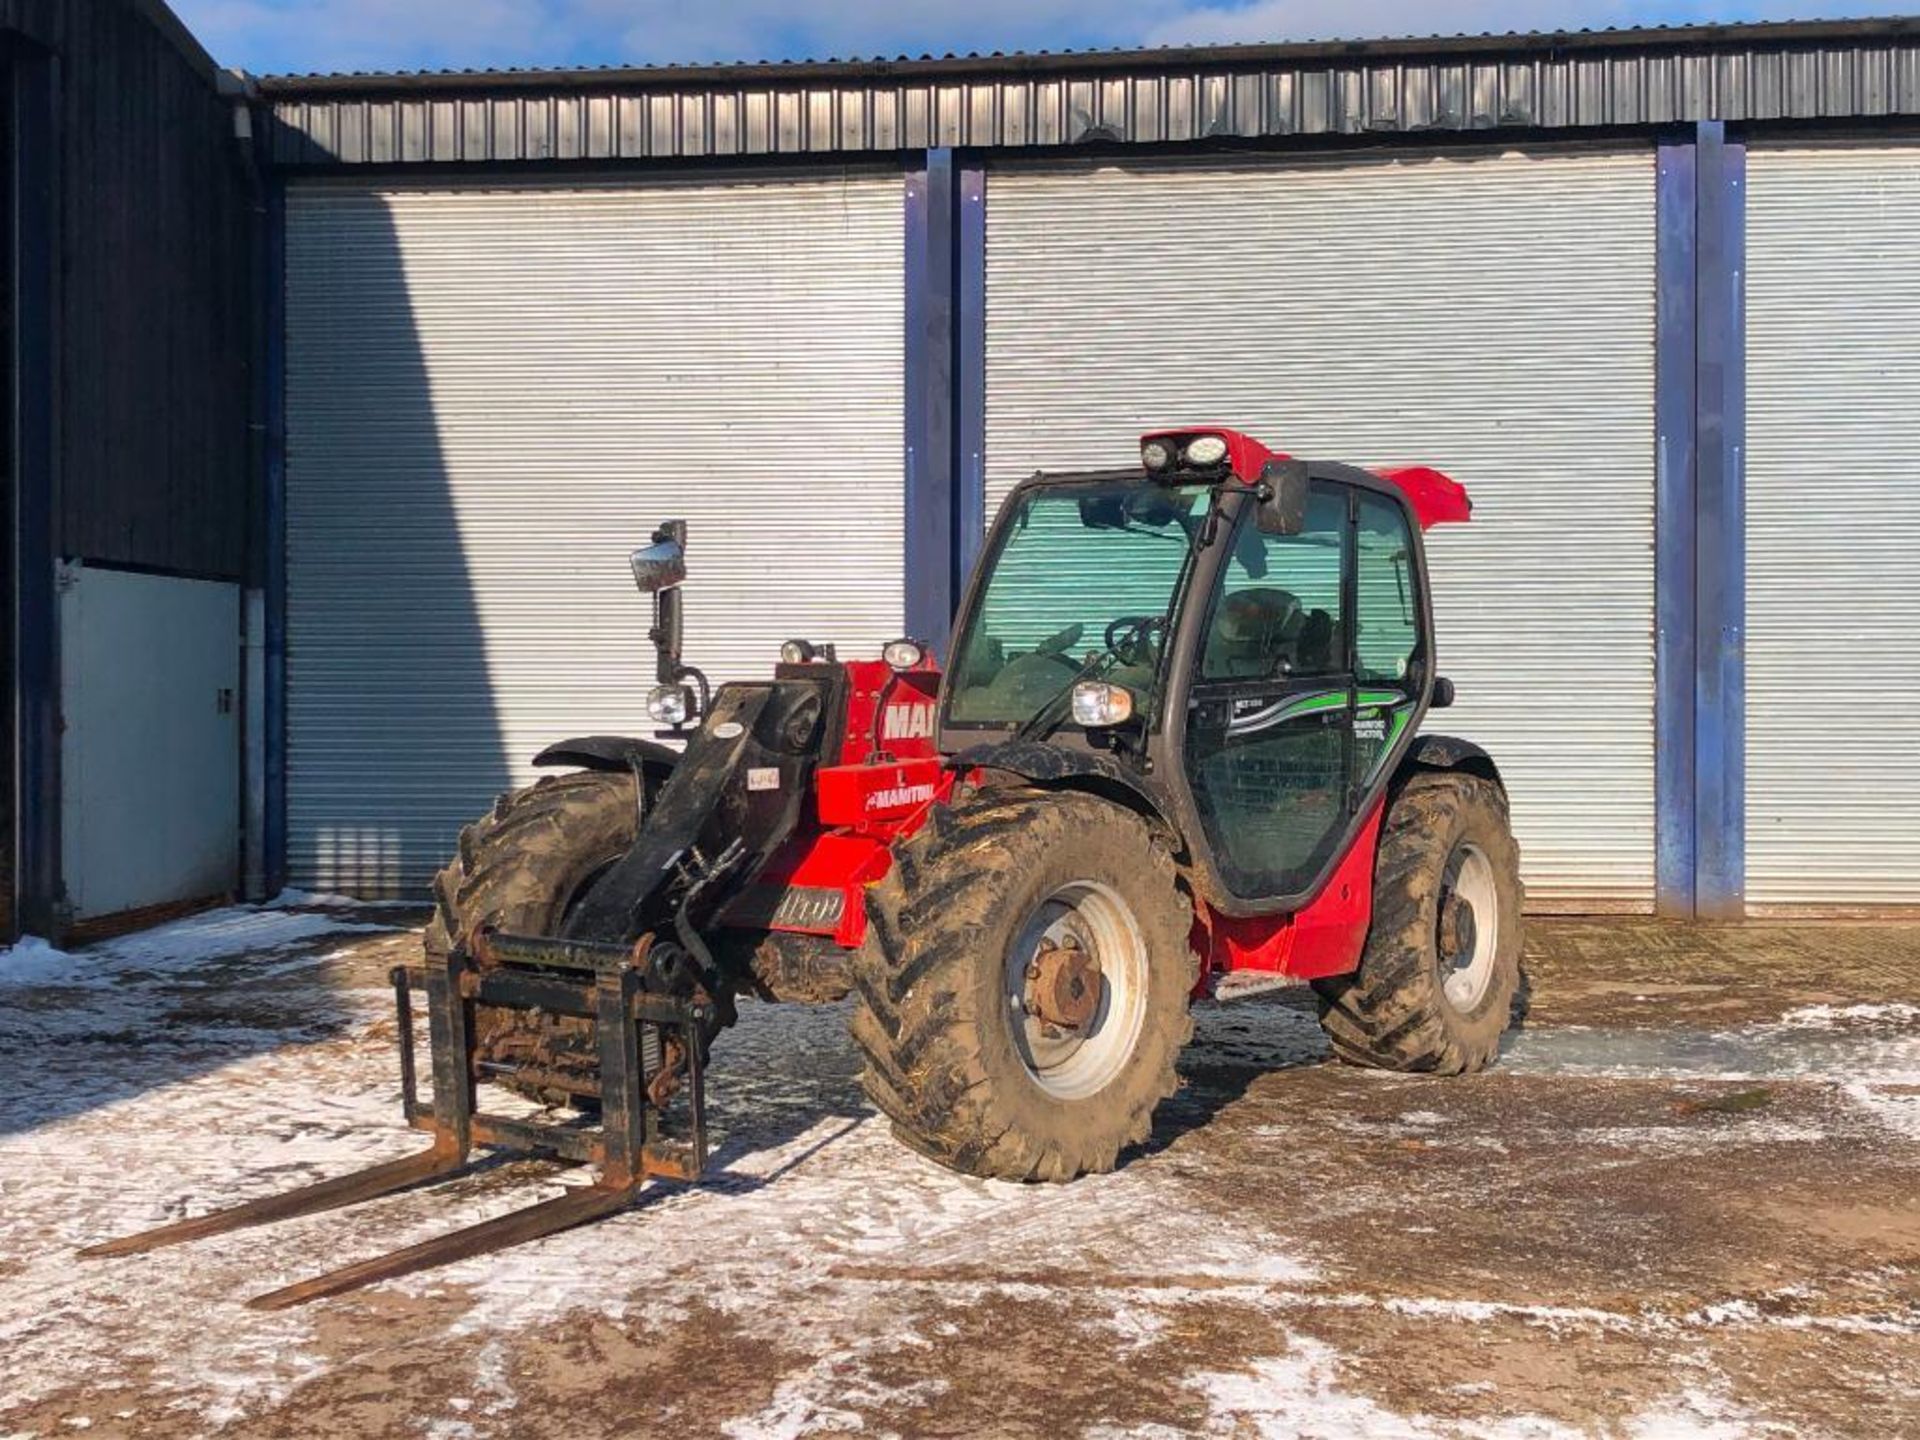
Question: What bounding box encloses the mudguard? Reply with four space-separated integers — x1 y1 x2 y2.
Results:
532 735 680 777
1396 734 1504 792
953 740 1174 833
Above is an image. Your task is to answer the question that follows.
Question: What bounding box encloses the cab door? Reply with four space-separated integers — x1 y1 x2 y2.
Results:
1182 482 1357 903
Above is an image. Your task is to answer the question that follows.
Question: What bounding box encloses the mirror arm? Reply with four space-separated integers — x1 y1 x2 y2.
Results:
651 587 683 686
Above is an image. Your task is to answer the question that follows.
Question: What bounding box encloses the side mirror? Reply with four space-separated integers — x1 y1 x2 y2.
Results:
1256 460 1311 536
1251 458 1313 537
629 534 686 593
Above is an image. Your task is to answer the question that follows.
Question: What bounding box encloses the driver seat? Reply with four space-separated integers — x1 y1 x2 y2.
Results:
1205 588 1304 679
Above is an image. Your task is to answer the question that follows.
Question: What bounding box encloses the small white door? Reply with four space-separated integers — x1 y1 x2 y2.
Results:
59 565 241 921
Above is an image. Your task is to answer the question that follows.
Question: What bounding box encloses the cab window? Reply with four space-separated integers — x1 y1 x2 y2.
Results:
1355 492 1420 686
1200 488 1347 682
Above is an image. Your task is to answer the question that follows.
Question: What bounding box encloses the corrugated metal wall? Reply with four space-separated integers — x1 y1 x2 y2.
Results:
285 173 904 896
1746 143 1920 909
985 148 1658 909
48 0 253 580
261 25 1920 168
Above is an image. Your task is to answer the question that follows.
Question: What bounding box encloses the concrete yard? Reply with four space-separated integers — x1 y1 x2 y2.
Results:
1 904 1915 1438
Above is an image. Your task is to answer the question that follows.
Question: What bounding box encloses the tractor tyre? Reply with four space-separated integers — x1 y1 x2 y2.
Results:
1312 771 1523 1074
849 790 1196 1183
424 770 642 1103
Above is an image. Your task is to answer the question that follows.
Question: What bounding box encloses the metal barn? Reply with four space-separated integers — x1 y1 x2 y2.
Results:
8 9 1920 934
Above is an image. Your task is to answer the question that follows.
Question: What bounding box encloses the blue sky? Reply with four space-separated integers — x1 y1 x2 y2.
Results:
168 0 1915 76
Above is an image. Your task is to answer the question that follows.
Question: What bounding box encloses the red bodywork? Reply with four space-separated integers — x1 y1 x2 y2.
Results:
730 656 955 949
726 429 1469 991
1142 427 1472 533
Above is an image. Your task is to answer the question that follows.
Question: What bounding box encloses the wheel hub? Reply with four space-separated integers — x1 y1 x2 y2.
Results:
1004 882 1149 1101
1436 843 1500 1014
1438 892 1477 963
1026 940 1103 1031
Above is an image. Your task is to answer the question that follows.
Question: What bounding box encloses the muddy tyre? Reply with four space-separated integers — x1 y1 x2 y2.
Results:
1312 771 1523 1074
425 770 642 1100
850 791 1197 1183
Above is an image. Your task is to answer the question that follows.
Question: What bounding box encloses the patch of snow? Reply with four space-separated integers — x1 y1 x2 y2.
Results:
269 888 399 911
0 906 397 990
1775 1003 1920 1030
1622 1389 1755 1439
1843 1080 1920 1142
721 1340 947 1440
1193 1340 1435 1438
0 934 72 984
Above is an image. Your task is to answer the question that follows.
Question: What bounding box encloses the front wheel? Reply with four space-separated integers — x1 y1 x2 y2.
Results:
1312 771 1524 1074
425 769 642 1102
849 791 1197 1183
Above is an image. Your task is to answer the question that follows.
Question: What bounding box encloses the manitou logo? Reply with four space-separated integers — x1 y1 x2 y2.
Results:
867 783 937 812
882 702 937 743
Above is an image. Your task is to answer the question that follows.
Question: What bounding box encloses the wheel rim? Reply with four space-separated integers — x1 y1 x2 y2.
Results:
1437 842 1500 1014
1004 882 1150 1101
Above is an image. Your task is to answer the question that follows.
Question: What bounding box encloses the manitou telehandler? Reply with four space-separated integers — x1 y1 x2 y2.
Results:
87 428 1523 1305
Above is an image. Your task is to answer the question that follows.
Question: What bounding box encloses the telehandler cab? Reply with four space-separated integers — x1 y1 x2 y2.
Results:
86 428 1522 1306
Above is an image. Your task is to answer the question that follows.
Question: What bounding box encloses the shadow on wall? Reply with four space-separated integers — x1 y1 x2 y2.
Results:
284 187 513 900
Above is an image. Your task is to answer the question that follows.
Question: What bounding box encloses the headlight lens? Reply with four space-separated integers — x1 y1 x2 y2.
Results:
1183 434 1230 468
1141 439 1175 474
645 683 693 726
1071 681 1135 729
781 639 816 665
882 639 925 671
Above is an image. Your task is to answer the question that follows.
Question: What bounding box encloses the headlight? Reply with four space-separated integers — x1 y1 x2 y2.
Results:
1141 439 1175 474
1071 682 1135 729
1183 434 1230 468
646 683 694 726
781 639 817 665
883 639 925 671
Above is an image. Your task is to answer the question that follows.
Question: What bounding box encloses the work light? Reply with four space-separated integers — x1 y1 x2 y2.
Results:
1183 434 1230 468
1071 682 1134 729
646 683 694 726
781 639 817 665
883 639 926 671
1141 439 1175 474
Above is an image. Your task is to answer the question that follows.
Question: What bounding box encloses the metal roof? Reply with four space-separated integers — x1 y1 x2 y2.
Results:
258 16 1920 168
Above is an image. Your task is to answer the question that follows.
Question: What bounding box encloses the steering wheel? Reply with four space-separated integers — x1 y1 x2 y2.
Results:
1103 615 1165 668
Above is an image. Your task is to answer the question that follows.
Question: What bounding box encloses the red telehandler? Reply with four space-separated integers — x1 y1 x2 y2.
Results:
86 428 1522 1305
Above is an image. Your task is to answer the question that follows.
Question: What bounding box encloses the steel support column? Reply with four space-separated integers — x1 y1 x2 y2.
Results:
904 150 987 653
956 160 987 588
1654 140 1699 918
903 152 956 650
1694 123 1747 920
11 53 60 938
1655 123 1747 920
261 175 288 897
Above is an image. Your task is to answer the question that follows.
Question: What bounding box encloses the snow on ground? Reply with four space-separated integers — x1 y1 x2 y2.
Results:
1 905 1917 1436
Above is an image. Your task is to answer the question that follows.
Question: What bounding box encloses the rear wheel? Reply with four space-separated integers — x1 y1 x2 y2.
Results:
850 791 1197 1183
425 770 641 1102
1312 771 1523 1073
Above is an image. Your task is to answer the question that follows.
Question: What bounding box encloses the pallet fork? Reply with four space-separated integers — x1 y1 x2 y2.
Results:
80 931 709 1309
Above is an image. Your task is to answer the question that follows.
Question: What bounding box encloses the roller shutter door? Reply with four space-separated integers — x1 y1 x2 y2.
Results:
287 175 904 895
1747 146 1920 908
986 149 1657 909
